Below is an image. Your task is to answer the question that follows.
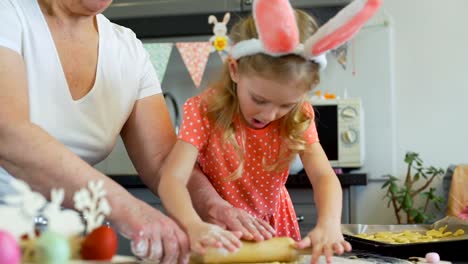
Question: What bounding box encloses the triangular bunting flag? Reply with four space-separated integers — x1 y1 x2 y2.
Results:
217 50 229 63
143 43 174 83
176 42 212 88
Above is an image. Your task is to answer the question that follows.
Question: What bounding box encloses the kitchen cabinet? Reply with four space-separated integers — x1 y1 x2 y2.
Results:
104 0 239 20
102 0 349 39
289 188 349 237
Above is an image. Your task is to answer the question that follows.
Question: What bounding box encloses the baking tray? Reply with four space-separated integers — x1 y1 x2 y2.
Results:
342 217 468 261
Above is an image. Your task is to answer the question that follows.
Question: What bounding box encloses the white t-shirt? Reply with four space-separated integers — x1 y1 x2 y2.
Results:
0 0 161 185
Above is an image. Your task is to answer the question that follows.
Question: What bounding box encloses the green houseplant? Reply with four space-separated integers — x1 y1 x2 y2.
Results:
382 152 445 224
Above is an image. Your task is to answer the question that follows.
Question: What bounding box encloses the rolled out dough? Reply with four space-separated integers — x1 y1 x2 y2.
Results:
190 237 300 263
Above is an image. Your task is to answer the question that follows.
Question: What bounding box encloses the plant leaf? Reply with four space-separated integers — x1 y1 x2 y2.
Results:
382 180 391 189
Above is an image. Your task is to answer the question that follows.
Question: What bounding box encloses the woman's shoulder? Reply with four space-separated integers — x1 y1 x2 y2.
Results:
0 0 29 11
0 0 18 11
0 0 27 27
98 14 147 59
98 15 138 41
0 0 28 54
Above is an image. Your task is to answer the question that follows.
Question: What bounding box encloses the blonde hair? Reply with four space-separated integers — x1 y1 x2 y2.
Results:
205 10 320 180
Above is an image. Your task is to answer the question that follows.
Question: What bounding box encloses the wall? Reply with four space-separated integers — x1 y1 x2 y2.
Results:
97 0 468 224
348 0 468 223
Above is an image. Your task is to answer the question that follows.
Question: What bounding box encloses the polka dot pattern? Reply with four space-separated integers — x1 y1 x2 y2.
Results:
178 93 319 241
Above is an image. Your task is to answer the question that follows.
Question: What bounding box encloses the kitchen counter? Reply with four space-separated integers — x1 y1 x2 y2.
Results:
108 171 367 189
110 172 366 256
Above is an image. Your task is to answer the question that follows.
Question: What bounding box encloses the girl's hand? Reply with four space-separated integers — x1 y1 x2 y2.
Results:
187 222 243 255
295 222 351 264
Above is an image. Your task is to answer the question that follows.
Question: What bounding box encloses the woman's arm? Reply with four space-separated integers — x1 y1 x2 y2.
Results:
188 166 276 241
0 47 131 210
120 94 192 263
120 95 199 229
0 47 156 249
120 94 177 191
0 47 188 264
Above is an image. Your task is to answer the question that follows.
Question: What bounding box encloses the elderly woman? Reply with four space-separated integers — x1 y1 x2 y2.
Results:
0 0 274 263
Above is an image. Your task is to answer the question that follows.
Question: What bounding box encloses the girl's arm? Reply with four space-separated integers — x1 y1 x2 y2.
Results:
295 142 351 264
158 140 242 254
158 140 203 227
302 142 342 226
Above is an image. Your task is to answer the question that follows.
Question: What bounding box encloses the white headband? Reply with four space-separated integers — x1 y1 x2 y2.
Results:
231 40 328 70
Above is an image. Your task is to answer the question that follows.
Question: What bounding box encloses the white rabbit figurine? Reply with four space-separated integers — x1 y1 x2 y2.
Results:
0 178 46 239
42 188 85 237
208 12 231 55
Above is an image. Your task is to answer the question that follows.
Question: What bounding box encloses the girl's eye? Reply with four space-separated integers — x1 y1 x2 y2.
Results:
281 104 296 109
252 97 266 105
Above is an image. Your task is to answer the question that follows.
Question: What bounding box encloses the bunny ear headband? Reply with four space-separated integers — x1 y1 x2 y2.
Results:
230 0 382 70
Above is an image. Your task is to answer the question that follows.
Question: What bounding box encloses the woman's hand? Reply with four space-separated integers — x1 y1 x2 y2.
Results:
186 221 242 255
204 203 276 241
113 198 190 264
295 221 351 264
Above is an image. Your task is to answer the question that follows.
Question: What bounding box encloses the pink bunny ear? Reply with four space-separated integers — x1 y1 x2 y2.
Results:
253 0 299 54
304 0 382 57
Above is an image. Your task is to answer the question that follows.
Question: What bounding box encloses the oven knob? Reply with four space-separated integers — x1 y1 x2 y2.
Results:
341 107 357 120
341 129 358 144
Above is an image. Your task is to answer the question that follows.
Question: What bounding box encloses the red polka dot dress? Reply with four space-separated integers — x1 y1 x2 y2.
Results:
178 92 319 241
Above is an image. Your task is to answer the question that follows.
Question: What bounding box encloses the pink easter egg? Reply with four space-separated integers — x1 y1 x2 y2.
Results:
0 230 21 264
425 252 440 263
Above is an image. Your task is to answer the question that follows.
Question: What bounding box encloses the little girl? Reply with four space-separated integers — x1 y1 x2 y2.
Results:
158 0 381 261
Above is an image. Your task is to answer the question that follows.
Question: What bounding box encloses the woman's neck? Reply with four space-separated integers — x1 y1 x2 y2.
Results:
38 0 97 34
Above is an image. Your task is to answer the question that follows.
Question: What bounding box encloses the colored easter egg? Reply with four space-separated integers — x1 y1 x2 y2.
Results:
80 225 118 260
425 252 440 263
0 230 20 264
36 231 70 264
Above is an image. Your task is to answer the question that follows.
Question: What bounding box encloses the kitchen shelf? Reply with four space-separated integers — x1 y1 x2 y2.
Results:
109 172 367 189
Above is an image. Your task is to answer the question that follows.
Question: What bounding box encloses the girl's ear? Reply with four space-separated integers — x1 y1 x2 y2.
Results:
208 15 218 24
227 58 239 83
222 12 231 24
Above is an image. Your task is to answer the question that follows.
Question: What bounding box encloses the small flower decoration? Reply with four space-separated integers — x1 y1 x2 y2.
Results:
214 36 228 51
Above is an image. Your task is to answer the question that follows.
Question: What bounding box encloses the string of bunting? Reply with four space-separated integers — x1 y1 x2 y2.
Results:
142 12 352 89
143 41 216 89
142 12 231 89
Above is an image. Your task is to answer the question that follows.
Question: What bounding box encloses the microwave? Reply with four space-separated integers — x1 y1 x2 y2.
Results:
310 98 365 169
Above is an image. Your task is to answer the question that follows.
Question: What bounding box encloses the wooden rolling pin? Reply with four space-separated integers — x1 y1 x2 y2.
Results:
190 237 310 264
